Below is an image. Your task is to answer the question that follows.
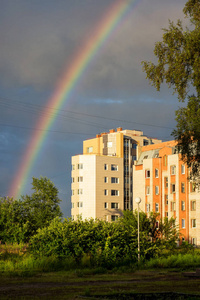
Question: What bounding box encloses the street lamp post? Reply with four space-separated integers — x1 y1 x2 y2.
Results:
135 197 141 262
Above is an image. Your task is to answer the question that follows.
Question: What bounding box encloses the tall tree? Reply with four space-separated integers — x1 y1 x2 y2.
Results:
142 0 200 177
22 177 63 236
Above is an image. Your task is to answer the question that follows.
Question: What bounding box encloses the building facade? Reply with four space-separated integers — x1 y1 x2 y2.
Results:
71 128 200 245
71 127 161 221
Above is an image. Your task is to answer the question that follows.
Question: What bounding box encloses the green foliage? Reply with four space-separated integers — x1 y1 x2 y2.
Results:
0 177 62 243
29 212 180 268
142 0 200 176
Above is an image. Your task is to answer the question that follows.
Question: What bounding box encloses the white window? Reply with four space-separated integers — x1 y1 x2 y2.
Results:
107 142 113 148
171 184 176 193
181 182 185 193
77 163 83 169
192 237 197 245
111 190 119 196
192 219 196 228
164 177 168 188
72 164 75 170
104 202 108 209
155 203 159 212
77 176 83 182
146 186 150 195
104 177 108 183
111 215 119 221
77 189 83 195
155 169 159 178
111 164 118 171
72 177 75 183
111 177 119 183
145 170 150 178
87 146 93 153
155 186 159 195
171 202 176 211
191 200 196 211
181 201 185 211
181 164 185 174
146 204 150 212
104 164 108 170
182 219 185 228
171 165 176 175
111 202 119 209
104 189 108 196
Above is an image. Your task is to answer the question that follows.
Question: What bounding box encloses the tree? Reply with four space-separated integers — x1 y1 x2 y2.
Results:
22 177 63 236
142 0 200 177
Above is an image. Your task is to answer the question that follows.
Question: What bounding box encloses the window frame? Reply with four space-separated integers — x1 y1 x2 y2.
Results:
111 202 119 209
171 165 176 175
145 169 150 178
111 164 118 171
111 190 119 196
155 168 159 178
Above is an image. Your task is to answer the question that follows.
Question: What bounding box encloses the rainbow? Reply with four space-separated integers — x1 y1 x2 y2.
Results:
9 0 140 199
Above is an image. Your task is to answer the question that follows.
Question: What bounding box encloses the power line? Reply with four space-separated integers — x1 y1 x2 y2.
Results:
0 96 174 130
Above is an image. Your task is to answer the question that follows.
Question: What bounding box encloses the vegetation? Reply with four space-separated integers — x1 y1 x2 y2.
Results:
0 177 62 243
142 0 200 178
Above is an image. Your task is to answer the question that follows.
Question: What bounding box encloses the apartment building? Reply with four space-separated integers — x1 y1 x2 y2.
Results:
133 140 200 245
71 127 161 221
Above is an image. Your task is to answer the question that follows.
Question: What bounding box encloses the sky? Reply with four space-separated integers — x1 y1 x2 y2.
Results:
0 0 187 217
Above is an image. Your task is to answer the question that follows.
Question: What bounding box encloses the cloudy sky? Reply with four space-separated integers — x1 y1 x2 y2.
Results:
0 0 187 216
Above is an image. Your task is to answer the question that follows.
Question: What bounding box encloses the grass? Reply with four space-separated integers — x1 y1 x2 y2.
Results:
1 244 200 298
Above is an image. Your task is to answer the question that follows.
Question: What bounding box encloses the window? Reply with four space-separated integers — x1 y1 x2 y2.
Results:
77 189 83 195
171 202 176 211
145 170 150 178
111 164 118 171
190 182 196 192
104 202 108 209
155 186 159 195
181 182 185 193
181 164 185 174
72 190 74 196
77 202 79 208
111 203 119 209
111 215 119 221
146 186 150 195
165 194 168 205
87 146 93 153
72 164 75 170
104 189 108 196
104 164 108 170
171 183 176 193
155 203 159 212
192 238 197 245
143 155 148 159
171 165 176 175
191 200 196 211
146 203 150 212
79 202 83 208
133 144 137 149
104 177 108 183
181 201 185 211
107 141 113 148
143 139 149 146
164 177 168 188
192 219 196 228
77 176 83 182
163 155 167 166
77 163 83 169
182 219 185 228
111 190 119 196
132 155 136 161
155 168 159 178
72 177 75 183
72 203 74 208
156 221 159 229
71 215 74 221
111 177 119 183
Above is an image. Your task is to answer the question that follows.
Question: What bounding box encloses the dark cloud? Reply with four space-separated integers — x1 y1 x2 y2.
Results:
0 0 187 216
